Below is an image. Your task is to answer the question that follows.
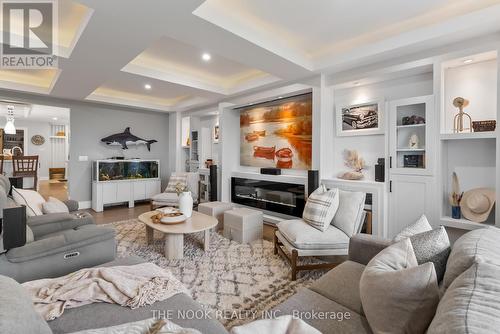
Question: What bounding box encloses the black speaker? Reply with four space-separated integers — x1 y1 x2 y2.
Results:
260 168 281 175
209 165 218 201
307 170 319 197
375 158 385 182
2 206 26 250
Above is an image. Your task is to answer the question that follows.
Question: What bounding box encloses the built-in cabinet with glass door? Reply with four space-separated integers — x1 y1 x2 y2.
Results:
388 95 435 238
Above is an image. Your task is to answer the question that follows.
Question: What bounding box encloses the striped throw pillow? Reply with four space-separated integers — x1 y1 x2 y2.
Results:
164 174 188 193
303 185 340 232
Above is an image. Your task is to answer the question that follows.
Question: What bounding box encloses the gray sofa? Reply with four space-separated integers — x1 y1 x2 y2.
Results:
0 256 228 334
0 177 116 283
273 228 500 333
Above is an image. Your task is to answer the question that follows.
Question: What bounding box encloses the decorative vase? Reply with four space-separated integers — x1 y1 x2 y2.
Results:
178 191 193 218
451 206 461 219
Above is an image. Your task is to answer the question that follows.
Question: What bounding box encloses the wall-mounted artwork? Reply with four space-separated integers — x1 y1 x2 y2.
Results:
239 93 312 170
213 124 219 143
336 100 384 136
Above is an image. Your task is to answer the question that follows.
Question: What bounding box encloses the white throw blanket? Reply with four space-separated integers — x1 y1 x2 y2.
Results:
22 263 189 321
230 315 321 334
69 318 201 334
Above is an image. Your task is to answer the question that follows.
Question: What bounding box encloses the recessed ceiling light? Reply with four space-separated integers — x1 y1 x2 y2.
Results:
52 117 58 121
463 59 473 64
144 84 152 90
202 53 211 61
278 96 283 99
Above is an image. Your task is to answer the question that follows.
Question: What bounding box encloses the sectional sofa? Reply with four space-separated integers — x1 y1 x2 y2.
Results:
273 227 500 333
2 226 498 333
0 256 227 334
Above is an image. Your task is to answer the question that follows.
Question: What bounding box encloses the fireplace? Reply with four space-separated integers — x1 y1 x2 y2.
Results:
231 177 305 217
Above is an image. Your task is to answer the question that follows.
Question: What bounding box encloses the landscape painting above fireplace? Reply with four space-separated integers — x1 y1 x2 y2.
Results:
239 93 312 170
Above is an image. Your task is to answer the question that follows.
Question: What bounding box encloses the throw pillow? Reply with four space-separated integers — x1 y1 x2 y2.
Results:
11 187 45 216
164 174 188 193
428 262 500 334
443 227 500 290
360 238 440 334
42 197 70 214
302 185 339 232
393 214 432 242
26 225 34 243
0 275 53 334
409 226 451 282
331 189 365 237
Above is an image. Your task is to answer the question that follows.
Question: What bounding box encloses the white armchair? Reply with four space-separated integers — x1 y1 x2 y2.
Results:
274 189 366 280
150 172 199 210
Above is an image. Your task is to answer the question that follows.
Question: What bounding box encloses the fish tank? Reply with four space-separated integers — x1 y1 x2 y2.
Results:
92 159 159 182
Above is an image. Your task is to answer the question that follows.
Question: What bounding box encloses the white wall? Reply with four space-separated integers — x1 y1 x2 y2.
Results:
199 115 219 165
444 59 497 133
331 73 433 180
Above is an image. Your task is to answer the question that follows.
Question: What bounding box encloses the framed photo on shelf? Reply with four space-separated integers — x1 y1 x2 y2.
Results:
213 124 220 143
336 99 384 136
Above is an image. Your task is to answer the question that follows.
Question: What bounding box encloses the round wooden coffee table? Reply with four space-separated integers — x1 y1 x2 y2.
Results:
138 210 218 260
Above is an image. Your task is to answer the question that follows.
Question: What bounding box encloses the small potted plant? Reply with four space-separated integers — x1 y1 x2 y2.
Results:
175 182 193 217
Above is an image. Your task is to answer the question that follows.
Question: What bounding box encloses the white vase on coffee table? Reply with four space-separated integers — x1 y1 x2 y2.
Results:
178 191 193 218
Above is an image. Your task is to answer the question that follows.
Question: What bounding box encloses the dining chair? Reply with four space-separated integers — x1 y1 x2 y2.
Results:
12 155 39 190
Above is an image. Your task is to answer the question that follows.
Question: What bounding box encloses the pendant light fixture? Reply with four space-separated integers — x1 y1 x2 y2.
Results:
4 105 16 135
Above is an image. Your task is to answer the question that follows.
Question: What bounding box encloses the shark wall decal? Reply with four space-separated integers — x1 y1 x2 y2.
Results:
100 127 157 151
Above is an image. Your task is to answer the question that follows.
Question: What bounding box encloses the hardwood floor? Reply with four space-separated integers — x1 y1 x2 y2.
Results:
86 202 277 241
38 180 68 201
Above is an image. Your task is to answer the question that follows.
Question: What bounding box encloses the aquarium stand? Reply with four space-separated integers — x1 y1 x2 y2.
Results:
91 159 161 212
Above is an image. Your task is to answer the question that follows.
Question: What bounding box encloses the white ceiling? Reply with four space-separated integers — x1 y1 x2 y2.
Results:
0 102 69 124
0 0 500 113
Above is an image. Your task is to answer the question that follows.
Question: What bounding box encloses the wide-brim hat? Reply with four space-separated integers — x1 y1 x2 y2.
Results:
460 188 496 223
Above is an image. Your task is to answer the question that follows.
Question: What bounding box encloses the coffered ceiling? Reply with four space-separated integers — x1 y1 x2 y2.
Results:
0 0 500 112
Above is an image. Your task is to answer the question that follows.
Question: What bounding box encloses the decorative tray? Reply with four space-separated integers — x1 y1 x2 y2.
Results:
152 208 186 224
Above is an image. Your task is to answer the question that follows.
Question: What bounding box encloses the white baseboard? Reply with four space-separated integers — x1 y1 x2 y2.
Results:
78 201 91 209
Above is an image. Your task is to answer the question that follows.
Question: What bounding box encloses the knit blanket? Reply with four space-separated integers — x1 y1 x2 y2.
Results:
22 263 189 321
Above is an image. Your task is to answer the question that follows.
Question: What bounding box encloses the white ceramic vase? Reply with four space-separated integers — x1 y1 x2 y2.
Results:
178 191 193 218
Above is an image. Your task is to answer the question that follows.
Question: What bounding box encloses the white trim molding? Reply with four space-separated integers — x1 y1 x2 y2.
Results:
78 201 92 210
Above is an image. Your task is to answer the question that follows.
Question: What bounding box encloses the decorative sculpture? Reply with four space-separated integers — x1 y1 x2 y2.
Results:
453 97 472 133
409 133 419 149
100 127 157 151
338 149 366 180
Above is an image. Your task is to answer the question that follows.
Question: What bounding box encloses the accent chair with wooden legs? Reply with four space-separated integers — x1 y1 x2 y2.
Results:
274 189 366 280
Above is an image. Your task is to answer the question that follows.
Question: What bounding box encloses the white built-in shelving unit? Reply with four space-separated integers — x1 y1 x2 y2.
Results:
388 95 435 237
437 49 498 230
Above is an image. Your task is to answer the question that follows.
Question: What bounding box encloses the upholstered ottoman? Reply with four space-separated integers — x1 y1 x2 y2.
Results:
223 208 263 243
198 201 233 230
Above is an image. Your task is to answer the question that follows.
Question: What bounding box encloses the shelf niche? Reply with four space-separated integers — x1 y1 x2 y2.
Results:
440 138 496 227
442 51 497 135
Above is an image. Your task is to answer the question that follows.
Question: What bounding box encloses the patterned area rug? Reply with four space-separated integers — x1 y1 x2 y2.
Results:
110 219 324 328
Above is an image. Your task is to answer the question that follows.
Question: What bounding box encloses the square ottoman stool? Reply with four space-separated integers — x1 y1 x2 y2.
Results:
223 208 263 243
198 201 233 230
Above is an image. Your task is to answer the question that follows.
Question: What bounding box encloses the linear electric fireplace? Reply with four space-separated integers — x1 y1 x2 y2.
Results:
231 177 305 217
